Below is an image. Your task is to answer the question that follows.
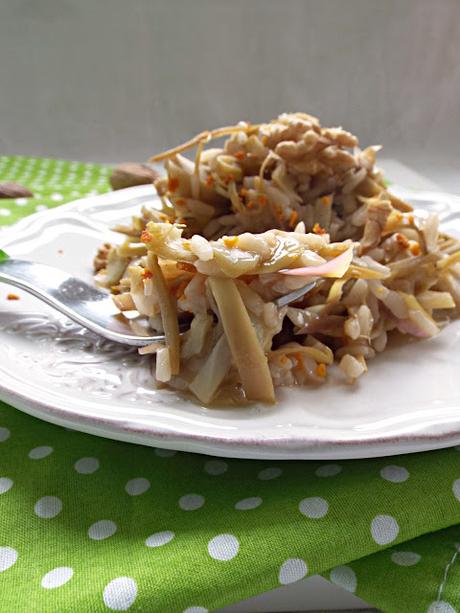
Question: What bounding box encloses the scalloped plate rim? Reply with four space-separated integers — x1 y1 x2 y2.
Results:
1 184 460 459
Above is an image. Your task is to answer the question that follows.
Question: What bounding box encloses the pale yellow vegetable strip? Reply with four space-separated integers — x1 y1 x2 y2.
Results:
148 253 181 375
437 250 460 270
189 335 232 404
398 292 439 337
208 277 275 403
345 265 388 280
327 279 347 303
117 242 148 258
417 290 455 311
149 124 260 163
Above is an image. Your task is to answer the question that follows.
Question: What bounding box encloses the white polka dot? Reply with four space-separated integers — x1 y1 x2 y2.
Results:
15 198 28 205
329 565 356 592
125 478 150 496
41 567 73 589
183 608 208 613
51 193 64 201
0 478 13 494
103 577 137 611
154 448 177 458
428 602 457 613
391 551 421 566
35 205 48 212
299 497 329 519
179 494 205 511
74 457 100 474
207 534 239 561
452 479 460 502
0 209 11 217
88 520 117 541
235 497 263 511
278 558 308 584
145 531 175 548
315 464 342 477
0 547 18 572
257 467 282 480
371 514 399 545
204 460 228 476
380 465 410 483
34 496 62 519
0 428 10 442
28 446 53 460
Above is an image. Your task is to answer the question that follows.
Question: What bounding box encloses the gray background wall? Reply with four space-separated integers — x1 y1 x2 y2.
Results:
1 0 459 180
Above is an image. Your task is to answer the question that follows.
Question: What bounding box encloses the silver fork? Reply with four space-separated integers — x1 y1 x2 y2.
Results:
0 259 316 347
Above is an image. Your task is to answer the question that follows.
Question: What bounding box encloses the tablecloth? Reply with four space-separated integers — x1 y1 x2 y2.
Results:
0 156 459 613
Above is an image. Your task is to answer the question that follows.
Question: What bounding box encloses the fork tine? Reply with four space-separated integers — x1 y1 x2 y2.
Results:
273 280 317 309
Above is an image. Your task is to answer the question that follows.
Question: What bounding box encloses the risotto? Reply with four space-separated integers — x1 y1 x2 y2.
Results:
94 113 460 405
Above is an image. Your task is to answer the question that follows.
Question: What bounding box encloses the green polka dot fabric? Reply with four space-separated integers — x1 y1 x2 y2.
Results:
0 156 111 224
1 157 460 613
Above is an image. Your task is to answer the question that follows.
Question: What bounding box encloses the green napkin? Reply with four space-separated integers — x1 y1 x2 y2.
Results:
0 156 111 224
0 157 459 613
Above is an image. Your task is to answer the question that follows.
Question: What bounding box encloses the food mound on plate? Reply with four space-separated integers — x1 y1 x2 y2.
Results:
94 113 460 405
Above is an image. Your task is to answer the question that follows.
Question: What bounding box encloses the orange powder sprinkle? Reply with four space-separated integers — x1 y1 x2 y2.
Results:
168 177 180 192
142 269 153 280
292 352 304 371
7 293 20 301
289 210 299 227
175 198 186 206
247 201 256 210
177 262 196 273
240 188 248 198
223 236 239 248
141 230 152 243
279 355 289 366
395 233 410 249
313 223 326 235
258 194 267 206
234 151 245 160
205 175 214 187
321 195 332 206
315 363 327 377
409 241 421 256
395 232 409 249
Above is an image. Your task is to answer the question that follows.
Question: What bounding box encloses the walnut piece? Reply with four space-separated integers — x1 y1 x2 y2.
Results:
0 183 33 199
109 163 161 190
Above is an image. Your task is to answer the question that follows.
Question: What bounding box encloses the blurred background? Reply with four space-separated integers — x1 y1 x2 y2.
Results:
1 0 459 190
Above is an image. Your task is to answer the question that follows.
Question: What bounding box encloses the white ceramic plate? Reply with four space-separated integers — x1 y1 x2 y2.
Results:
1 185 460 459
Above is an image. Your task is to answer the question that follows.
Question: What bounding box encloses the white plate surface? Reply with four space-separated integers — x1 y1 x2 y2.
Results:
1 185 460 459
